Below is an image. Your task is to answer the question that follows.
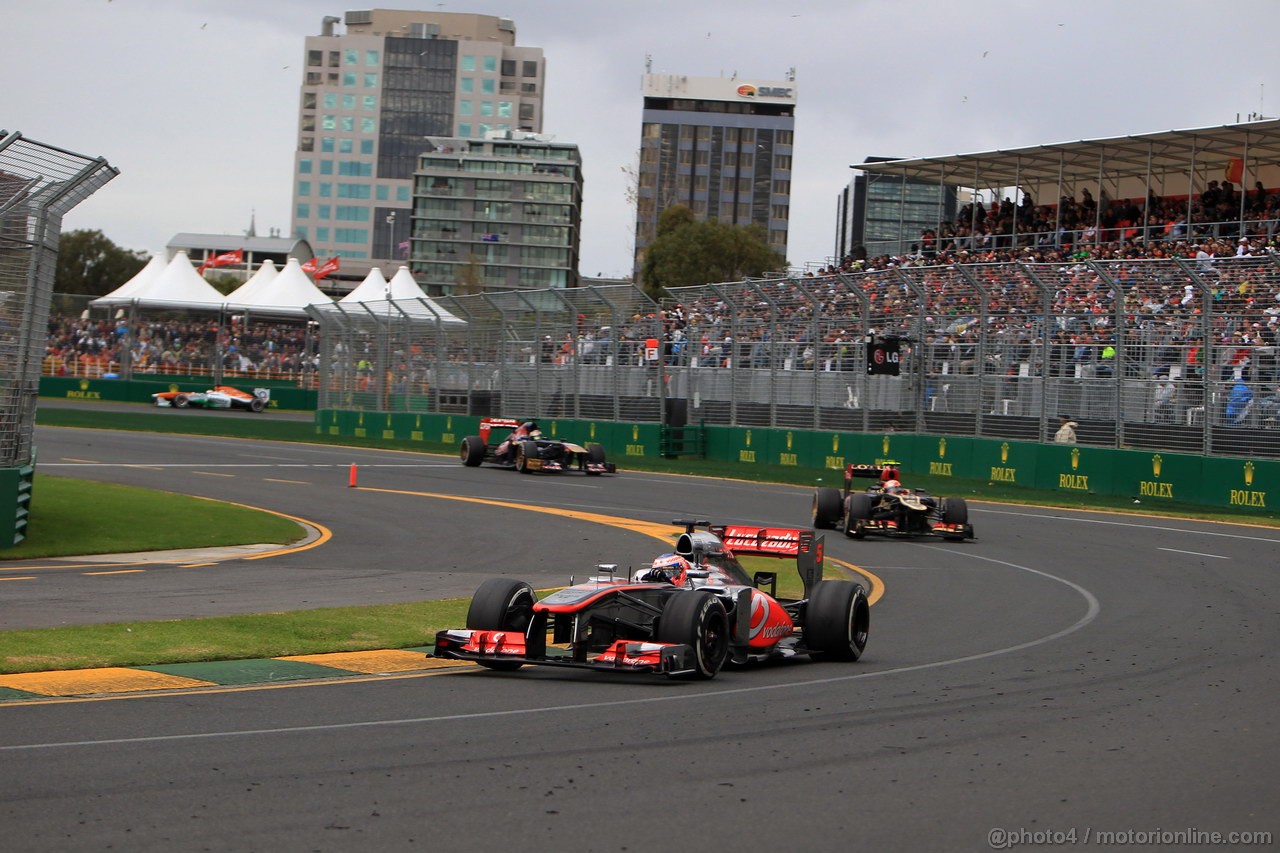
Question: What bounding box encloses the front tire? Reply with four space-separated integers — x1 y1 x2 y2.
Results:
942 497 969 525
460 435 486 466
173 394 190 409
465 578 537 671
844 493 873 538
805 580 869 662
813 487 843 529
515 439 539 473
585 443 607 475
656 591 730 679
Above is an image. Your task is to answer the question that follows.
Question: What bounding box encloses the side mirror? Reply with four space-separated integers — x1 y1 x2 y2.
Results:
753 571 777 597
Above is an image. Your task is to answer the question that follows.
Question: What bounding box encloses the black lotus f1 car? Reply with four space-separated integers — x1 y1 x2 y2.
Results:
812 462 974 541
433 520 869 680
459 417 614 475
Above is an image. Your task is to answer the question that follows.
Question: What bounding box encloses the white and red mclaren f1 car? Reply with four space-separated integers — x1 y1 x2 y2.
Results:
152 385 271 412
432 520 869 680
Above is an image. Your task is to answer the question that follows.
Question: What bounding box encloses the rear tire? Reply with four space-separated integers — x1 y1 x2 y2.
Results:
812 487 842 529
656 591 730 679
465 578 537 671
585 443 607 475
806 580 869 662
249 397 265 413
460 435 486 466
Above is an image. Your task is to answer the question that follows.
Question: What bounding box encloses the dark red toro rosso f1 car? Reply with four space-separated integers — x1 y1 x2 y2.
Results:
459 417 614 475
433 520 869 680
812 462 974 541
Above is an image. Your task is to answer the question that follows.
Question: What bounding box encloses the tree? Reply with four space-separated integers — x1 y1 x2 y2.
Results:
54 229 148 296
453 253 485 295
639 205 786 300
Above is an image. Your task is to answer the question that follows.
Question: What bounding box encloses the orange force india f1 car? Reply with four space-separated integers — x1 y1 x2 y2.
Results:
459 417 614 475
432 520 869 680
812 462 974 541
151 385 271 412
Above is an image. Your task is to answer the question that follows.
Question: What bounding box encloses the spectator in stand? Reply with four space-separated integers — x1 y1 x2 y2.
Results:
1153 369 1178 423
1225 380 1254 425
1054 415 1078 443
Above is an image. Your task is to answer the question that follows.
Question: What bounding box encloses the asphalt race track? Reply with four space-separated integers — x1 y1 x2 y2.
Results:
0 421 1276 851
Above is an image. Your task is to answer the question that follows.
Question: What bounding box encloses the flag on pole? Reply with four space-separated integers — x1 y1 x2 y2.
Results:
199 249 243 274
301 257 318 274
314 257 341 280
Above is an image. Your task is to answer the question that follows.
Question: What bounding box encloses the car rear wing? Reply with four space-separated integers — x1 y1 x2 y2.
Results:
478 417 522 444
674 520 824 599
844 462 900 488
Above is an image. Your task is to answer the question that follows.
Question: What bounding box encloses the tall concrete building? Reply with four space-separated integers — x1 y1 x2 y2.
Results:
411 133 582 294
634 71 796 277
290 9 545 283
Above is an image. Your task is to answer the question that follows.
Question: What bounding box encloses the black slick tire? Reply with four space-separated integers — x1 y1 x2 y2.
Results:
805 580 869 662
656 591 730 679
813 487 842 529
460 435 486 466
844 493 873 538
465 578 537 671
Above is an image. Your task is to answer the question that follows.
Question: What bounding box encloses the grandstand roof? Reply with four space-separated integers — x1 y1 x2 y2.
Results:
849 118 1280 190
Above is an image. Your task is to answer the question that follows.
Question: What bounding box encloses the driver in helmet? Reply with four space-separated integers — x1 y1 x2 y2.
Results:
635 553 691 585
496 420 540 460
873 479 903 528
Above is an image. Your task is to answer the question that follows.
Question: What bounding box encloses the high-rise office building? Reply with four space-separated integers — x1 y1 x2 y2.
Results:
290 9 545 283
412 133 582 293
837 157 958 262
634 71 796 277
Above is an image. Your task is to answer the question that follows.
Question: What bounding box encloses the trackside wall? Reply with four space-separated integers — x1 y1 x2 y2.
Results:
315 411 1277 514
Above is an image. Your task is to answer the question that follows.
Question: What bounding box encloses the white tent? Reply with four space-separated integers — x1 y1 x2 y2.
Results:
223 259 278 308
225 257 333 318
88 254 166 307
91 251 228 311
335 265 466 325
338 266 389 304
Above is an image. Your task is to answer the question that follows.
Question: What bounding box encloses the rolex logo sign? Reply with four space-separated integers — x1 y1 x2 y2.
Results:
1152 454 1162 478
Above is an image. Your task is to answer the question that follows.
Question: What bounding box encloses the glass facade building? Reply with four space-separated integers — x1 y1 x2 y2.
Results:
411 135 582 294
290 10 544 282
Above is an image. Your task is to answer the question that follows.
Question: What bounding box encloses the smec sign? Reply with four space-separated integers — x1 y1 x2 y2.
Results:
736 85 793 99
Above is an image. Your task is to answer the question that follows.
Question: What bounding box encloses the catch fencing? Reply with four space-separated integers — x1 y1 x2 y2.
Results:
299 257 1278 462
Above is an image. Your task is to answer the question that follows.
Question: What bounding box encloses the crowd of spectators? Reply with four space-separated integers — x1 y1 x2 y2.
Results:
44 314 319 382
41 183 1280 427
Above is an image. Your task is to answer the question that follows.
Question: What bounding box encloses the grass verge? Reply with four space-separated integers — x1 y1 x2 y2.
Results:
0 600 468 674
4 475 306 559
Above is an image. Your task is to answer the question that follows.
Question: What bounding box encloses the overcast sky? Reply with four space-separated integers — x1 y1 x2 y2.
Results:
7 0 1276 278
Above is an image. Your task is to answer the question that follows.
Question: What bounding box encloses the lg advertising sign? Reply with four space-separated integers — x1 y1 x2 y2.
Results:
866 336 902 376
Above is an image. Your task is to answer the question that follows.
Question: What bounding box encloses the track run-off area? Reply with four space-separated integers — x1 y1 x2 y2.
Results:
0 424 1275 851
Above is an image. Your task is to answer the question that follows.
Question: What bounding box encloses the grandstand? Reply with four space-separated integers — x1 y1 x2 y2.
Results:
41 120 1280 464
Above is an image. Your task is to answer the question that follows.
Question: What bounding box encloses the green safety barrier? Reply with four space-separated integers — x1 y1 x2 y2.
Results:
0 462 35 549
40 376 317 411
313 412 1277 516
